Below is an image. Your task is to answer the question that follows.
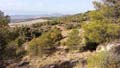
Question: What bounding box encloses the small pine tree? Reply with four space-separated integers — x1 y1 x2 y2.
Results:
0 10 10 27
65 29 82 51
28 28 62 56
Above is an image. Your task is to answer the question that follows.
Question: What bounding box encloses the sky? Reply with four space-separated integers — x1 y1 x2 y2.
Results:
0 0 95 15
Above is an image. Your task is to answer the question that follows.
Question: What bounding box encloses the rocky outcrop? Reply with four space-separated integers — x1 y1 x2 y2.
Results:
96 41 120 52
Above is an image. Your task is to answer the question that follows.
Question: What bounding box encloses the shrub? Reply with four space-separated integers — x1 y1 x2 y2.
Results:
28 28 62 56
65 29 84 51
32 22 43 28
87 45 120 68
31 29 42 38
65 24 74 29
18 26 42 41
0 27 26 59
4 45 26 60
87 52 107 68
83 22 120 50
47 21 59 25
0 10 10 28
32 21 59 28
0 28 19 51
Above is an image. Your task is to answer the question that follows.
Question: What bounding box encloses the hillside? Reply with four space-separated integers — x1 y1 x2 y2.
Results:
55 11 90 24
1 0 120 68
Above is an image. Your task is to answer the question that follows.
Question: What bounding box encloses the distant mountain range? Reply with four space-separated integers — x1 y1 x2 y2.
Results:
10 13 64 23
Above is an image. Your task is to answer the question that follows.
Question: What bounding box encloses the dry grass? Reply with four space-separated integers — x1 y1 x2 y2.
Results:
23 51 92 68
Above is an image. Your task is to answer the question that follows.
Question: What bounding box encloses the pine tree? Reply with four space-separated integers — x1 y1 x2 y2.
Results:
93 0 120 23
0 10 10 27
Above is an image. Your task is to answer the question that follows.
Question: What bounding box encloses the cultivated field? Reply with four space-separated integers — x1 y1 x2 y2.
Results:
9 19 48 27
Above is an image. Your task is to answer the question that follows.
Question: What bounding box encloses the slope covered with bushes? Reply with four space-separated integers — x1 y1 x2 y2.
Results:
1 0 120 68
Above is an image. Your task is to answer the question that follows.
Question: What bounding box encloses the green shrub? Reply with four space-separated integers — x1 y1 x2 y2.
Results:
0 27 26 59
87 46 120 68
4 46 26 60
65 29 84 51
65 24 74 29
32 23 43 28
0 10 10 27
28 28 62 56
87 52 107 68
0 36 26 59
8 37 25 47
0 28 19 50
32 21 59 28
18 26 42 41
47 21 59 25
83 22 120 50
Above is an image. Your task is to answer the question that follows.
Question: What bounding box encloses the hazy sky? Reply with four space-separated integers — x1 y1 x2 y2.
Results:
0 0 95 15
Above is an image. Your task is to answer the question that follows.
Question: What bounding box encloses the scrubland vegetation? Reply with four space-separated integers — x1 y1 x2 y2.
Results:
1 0 120 68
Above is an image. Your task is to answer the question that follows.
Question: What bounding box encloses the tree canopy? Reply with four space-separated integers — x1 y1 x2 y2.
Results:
93 0 120 24
0 10 10 27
